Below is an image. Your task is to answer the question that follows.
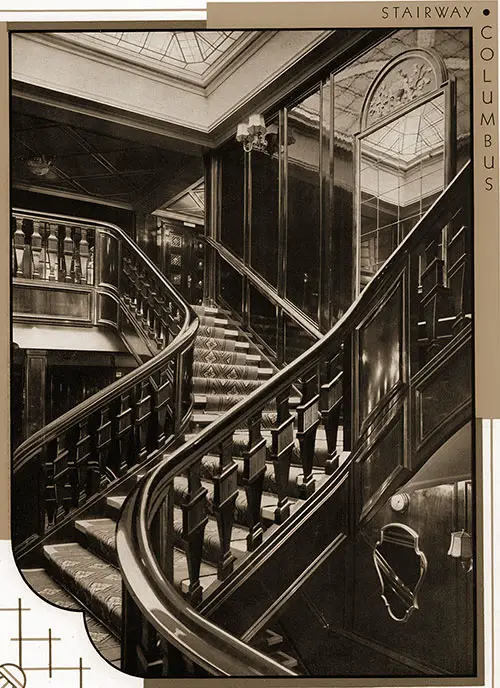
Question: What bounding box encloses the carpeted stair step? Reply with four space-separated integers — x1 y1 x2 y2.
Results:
75 517 119 566
194 348 262 367
195 336 251 353
193 376 264 396
21 567 121 665
43 543 122 635
193 361 274 381
196 324 239 340
43 541 217 636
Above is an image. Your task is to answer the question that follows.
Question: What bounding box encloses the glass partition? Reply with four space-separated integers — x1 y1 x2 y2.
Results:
220 140 245 258
359 94 446 280
250 115 279 287
286 89 321 323
249 283 278 355
217 254 244 316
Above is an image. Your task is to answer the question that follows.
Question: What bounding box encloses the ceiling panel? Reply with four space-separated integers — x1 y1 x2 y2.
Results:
11 106 200 209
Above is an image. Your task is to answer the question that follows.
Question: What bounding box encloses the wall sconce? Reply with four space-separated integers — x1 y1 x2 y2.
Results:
236 115 293 156
236 114 269 153
447 530 473 572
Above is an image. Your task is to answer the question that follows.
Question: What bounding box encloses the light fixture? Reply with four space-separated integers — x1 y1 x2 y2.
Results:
447 529 473 572
25 155 54 177
236 115 293 156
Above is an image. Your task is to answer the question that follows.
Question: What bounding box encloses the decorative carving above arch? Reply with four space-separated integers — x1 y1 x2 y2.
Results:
361 49 449 130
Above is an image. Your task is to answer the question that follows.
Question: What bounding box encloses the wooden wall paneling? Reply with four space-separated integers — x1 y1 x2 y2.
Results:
352 481 474 675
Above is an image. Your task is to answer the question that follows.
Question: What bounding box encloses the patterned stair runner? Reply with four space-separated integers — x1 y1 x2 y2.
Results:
21 304 341 673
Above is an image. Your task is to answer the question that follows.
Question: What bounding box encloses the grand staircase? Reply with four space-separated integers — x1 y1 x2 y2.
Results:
13 163 473 678
20 304 330 671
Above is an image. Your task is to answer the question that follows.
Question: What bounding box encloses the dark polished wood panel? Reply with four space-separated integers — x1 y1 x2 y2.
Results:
13 283 92 323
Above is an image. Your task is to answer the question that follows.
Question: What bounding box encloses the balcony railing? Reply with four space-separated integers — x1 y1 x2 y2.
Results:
12 209 199 558
117 162 472 676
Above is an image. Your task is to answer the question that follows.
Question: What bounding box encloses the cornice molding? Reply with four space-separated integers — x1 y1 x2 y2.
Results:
12 81 214 150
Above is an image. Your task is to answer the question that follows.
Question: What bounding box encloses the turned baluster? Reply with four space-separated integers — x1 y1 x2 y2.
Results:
113 392 134 475
63 226 75 282
134 380 152 463
296 367 320 498
243 413 267 551
13 218 26 277
47 224 59 281
30 220 43 279
181 462 208 606
79 228 90 284
320 360 343 475
212 436 238 580
270 388 294 524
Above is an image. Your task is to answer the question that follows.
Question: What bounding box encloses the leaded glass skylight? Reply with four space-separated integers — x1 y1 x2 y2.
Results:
62 31 247 79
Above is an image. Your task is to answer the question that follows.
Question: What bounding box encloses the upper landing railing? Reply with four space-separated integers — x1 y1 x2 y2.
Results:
11 209 199 557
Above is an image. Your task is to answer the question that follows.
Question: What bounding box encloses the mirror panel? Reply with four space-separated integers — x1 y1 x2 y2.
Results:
359 94 445 286
373 523 427 623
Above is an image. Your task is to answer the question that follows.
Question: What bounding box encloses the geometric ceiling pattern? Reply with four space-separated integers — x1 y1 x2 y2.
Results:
11 110 194 207
58 30 247 80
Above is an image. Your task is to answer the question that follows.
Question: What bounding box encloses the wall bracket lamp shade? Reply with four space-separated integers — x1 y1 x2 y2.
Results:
448 530 473 572
236 115 289 156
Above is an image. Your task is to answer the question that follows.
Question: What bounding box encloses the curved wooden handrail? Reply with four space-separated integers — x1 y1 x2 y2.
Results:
12 208 199 553
118 162 471 676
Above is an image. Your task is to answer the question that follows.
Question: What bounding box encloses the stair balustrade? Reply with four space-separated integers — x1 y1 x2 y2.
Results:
12 209 199 559
117 163 472 676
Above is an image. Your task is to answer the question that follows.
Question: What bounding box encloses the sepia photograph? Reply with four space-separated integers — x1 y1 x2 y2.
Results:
5 8 489 683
